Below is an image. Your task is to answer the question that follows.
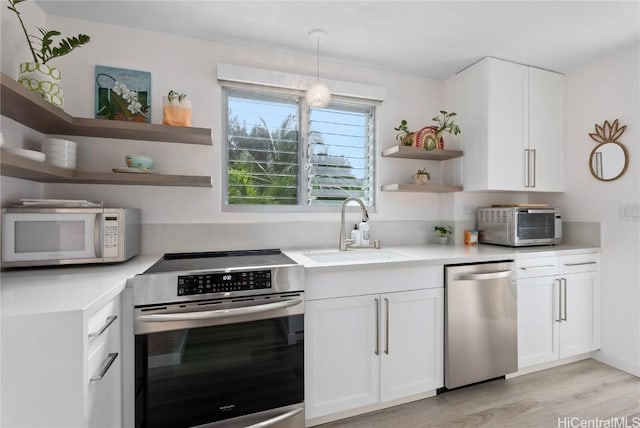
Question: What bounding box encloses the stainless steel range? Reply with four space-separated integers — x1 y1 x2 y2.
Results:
130 249 305 428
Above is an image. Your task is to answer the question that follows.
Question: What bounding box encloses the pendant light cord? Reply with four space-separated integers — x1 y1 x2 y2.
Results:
316 38 320 83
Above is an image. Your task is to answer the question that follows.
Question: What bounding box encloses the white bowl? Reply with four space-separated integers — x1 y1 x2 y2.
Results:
3 147 46 162
42 138 77 148
43 149 75 156
47 158 76 169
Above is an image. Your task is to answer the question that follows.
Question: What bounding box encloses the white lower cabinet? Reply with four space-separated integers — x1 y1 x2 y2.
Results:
305 288 443 420
517 252 600 370
1 294 122 427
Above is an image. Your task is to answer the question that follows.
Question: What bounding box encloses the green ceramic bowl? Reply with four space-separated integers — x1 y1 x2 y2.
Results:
125 154 153 170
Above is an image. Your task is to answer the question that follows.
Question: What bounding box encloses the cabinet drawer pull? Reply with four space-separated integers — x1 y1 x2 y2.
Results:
89 315 118 339
520 265 556 271
564 261 597 267
90 352 118 382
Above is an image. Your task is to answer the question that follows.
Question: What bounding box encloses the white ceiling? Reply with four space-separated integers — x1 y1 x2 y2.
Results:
35 1 640 80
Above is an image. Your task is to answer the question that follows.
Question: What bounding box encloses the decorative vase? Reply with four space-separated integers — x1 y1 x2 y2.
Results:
162 96 192 127
18 62 64 107
437 236 448 245
407 126 444 150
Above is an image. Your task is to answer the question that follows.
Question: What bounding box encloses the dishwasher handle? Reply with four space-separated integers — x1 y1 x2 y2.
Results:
457 270 512 281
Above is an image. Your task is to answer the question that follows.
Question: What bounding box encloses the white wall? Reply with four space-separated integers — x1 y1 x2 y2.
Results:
531 44 640 376
0 1 45 203
1 7 454 225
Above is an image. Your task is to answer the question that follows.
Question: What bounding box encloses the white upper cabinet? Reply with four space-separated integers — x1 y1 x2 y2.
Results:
455 57 565 192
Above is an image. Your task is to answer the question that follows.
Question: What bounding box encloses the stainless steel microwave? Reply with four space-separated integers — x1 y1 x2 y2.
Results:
1 207 140 268
477 207 562 247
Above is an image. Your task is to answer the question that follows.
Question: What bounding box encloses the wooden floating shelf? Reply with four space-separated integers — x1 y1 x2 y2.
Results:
0 72 212 146
1 151 211 188
382 145 463 160
381 183 463 193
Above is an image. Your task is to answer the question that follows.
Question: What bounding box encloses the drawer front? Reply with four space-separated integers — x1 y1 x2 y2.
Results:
560 253 600 274
516 256 559 278
87 319 122 427
88 296 121 355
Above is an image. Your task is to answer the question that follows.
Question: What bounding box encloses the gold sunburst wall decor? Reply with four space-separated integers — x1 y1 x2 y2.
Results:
588 119 629 182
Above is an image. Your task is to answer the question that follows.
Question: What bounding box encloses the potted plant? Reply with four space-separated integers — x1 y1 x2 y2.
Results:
162 90 192 126
394 119 413 146
431 110 461 149
434 225 453 244
412 167 431 184
7 0 91 107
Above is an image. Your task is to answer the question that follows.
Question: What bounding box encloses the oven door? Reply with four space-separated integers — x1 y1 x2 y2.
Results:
134 294 304 428
515 210 557 245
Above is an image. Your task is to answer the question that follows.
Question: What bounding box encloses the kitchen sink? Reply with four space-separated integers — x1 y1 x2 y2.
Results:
302 249 411 263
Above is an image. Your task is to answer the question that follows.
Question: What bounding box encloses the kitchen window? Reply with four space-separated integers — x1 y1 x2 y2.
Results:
223 86 376 211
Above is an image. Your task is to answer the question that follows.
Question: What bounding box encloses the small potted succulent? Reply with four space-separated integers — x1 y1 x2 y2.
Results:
434 225 453 245
7 0 91 107
412 167 431 184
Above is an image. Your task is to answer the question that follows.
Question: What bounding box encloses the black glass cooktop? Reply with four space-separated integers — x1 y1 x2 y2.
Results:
143 249 297 274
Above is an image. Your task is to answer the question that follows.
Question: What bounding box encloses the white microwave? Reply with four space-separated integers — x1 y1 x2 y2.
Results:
1 207 140 268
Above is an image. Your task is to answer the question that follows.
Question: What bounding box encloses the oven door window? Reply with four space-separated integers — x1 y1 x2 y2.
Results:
517 212 555 240
135 315 304 428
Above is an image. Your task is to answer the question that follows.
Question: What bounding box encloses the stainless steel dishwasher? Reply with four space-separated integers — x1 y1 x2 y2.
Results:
444 261 516 389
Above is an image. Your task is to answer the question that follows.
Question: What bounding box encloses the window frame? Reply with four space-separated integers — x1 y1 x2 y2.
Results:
221 82 377 213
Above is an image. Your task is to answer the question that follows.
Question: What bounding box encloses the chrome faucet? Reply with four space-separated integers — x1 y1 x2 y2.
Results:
339 197 369 251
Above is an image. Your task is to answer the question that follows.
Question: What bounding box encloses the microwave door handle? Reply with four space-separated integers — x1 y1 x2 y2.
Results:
93 213 102 258
136 298 303 323
526 209 556 214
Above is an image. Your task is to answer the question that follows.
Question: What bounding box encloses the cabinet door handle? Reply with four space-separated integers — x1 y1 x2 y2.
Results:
564 261 597 267
555 279 562 323
374 298 380 356
562 278 568 321
531 148 537 188
384 298 390 355
89 315 118 339
520 265 556 271
524 149 530 187
90 352 118 382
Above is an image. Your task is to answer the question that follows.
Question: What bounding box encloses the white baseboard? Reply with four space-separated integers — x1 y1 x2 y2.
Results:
591 350 640 377
506 353 591 378
305 389 437 427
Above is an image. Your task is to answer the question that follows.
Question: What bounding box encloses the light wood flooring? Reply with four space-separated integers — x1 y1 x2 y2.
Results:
318 359 640 428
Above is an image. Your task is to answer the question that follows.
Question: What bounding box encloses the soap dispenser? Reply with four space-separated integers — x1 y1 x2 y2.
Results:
351 224 361 246
359 220 370 245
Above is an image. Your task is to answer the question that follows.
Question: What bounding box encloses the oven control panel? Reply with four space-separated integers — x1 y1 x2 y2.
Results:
177 269 272 295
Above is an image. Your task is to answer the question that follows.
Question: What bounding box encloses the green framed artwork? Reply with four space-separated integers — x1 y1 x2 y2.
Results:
95 65 150 122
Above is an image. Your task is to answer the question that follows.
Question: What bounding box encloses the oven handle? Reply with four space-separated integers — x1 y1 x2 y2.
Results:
136 298 303 323
245 407 303 428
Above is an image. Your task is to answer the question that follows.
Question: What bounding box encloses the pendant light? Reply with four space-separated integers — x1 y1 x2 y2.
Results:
306 29 331 108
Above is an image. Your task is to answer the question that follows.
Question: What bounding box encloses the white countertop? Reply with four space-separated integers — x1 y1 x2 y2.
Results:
1 256 159 317
1 244 599 318
284 244 601 269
